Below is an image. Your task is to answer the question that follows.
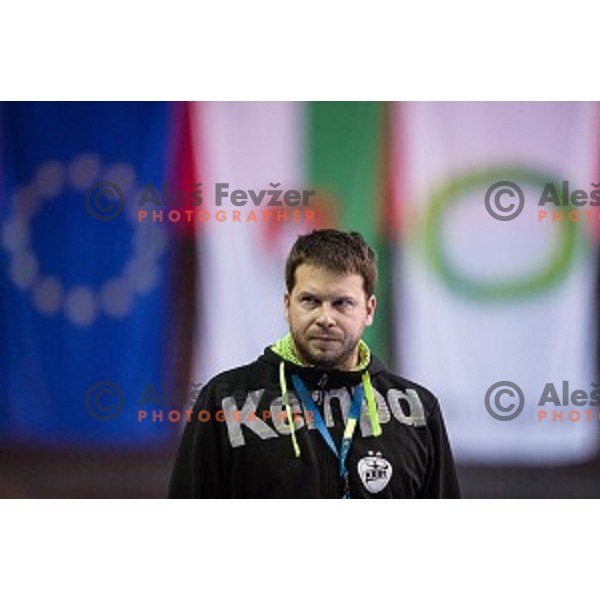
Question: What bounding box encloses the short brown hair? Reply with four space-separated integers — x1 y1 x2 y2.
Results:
285 229 378 297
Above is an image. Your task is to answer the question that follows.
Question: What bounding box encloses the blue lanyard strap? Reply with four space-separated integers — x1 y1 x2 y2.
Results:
291 374 364 498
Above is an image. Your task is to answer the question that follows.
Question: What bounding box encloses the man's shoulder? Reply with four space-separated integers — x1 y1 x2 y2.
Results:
372 367 442 413
202 356 274 391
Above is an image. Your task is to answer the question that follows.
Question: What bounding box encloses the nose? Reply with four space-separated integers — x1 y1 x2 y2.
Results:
315 303 336 327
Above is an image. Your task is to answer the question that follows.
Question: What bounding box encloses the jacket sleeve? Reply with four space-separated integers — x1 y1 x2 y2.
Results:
167 383 231 498
419 398 462 499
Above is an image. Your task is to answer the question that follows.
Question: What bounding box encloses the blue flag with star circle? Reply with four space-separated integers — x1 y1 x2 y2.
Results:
0 101 181 447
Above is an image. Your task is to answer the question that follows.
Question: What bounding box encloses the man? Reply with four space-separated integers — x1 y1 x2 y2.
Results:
169 229 461 498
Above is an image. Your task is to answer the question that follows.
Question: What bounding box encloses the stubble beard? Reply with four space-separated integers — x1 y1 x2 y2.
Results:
290 331 359 371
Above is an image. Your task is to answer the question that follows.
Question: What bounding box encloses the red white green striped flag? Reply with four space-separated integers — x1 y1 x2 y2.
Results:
189 101 392 384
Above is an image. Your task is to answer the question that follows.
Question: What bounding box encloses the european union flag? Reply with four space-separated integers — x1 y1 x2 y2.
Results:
0 102 179 447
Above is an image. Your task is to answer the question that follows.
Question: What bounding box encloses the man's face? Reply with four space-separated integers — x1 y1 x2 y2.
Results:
284 263 376 371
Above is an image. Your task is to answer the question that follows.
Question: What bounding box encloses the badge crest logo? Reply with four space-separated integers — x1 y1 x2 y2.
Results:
357 451 393 494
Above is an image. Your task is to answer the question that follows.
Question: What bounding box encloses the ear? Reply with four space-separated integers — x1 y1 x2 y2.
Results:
284 291 291 325
365 295 377 326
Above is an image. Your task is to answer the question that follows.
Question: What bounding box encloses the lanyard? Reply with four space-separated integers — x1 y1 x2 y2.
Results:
291 374 364 498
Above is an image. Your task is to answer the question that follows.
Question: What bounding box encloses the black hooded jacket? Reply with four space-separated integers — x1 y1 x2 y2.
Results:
168 347 461 498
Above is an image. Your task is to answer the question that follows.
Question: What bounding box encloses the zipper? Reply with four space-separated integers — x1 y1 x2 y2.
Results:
317 373 328 405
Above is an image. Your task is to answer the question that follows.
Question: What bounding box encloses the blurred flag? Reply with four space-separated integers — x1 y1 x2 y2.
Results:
190 101 392 383
393 101 598 463
0 101 178 447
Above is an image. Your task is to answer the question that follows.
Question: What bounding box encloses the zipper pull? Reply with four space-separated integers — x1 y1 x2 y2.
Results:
317 373 327 406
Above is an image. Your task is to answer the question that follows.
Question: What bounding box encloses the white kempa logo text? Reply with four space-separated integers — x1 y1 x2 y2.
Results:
357 450 392 494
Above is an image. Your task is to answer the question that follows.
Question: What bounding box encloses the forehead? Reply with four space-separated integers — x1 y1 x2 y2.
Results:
292 263 365 297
